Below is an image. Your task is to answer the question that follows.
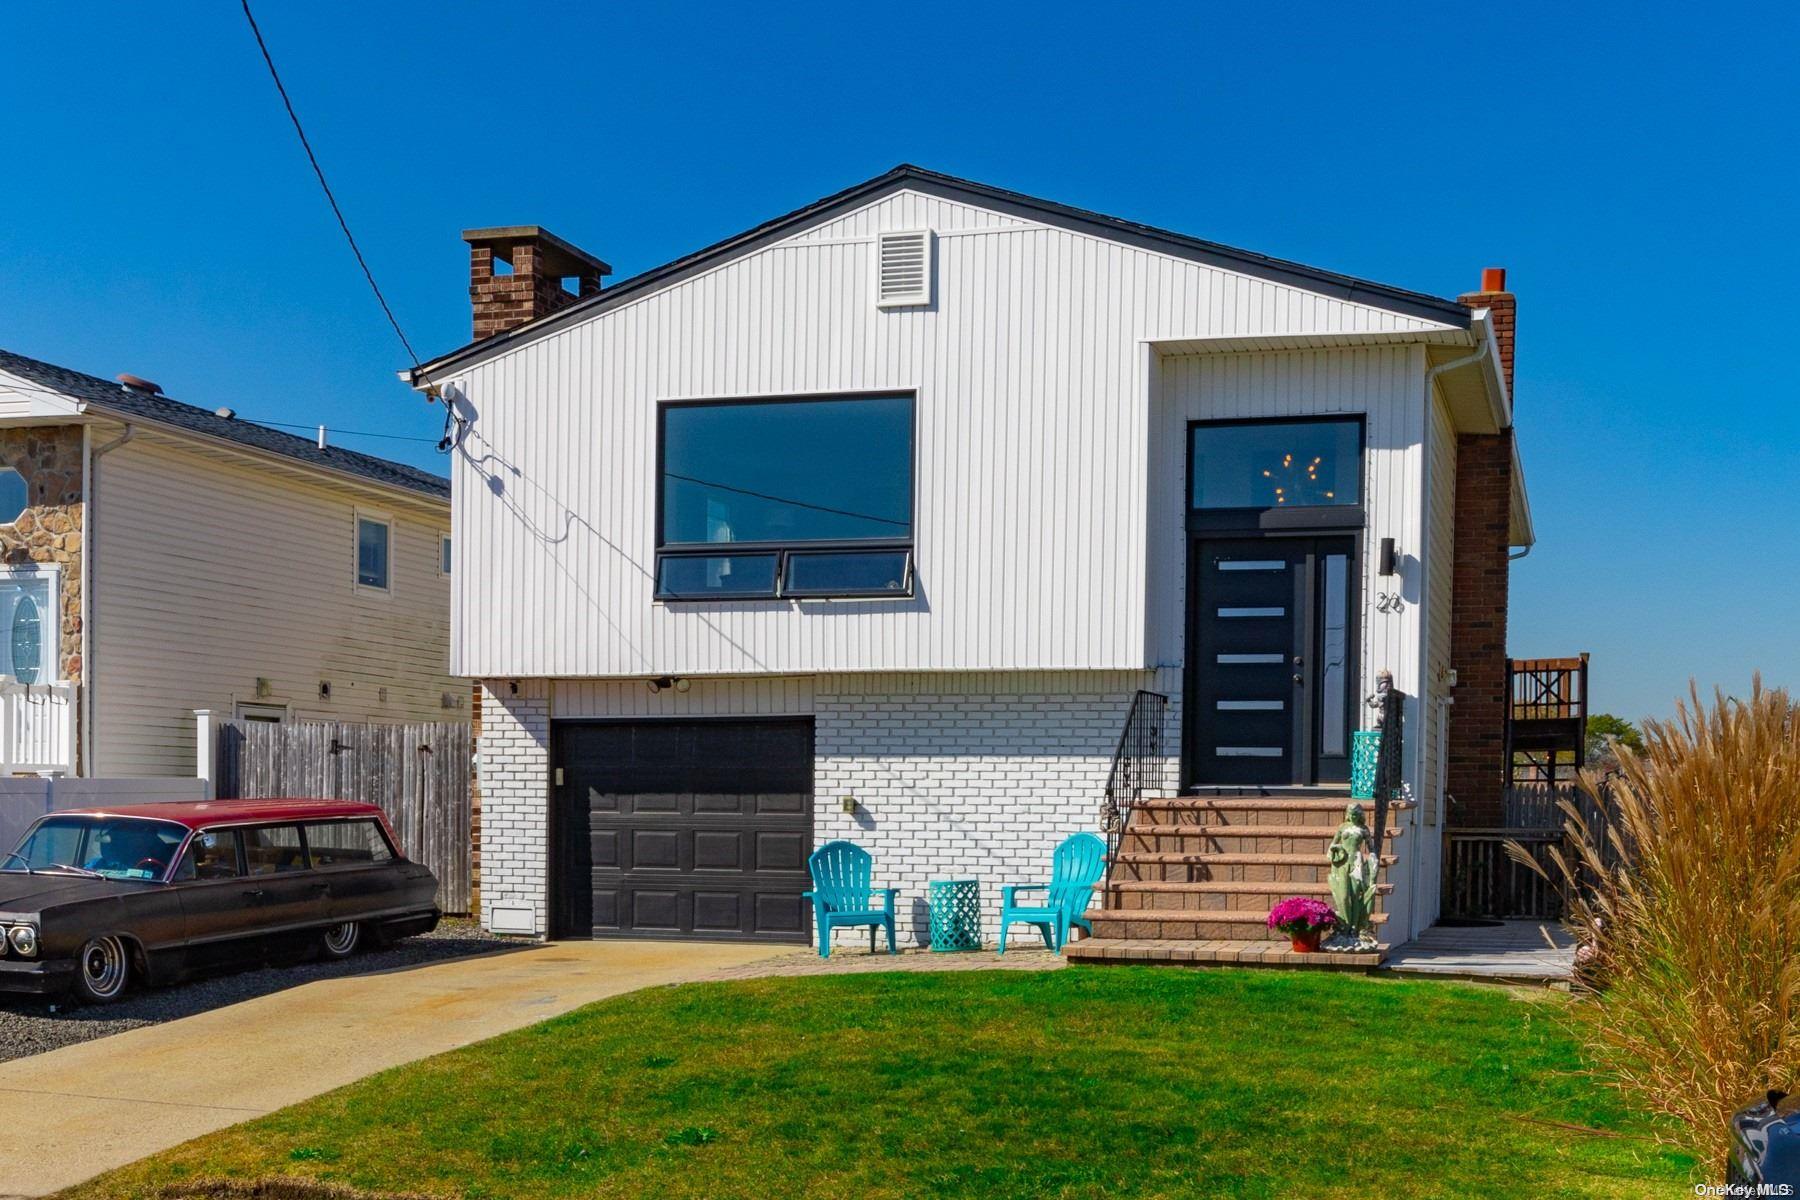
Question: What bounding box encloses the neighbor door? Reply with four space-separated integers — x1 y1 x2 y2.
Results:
1185 536 1357 786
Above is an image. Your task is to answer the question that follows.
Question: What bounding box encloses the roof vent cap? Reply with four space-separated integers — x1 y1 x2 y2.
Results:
214 407 236 419
116 373 162 395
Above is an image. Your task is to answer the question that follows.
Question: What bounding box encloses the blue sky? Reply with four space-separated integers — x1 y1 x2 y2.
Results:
1 2 1794 722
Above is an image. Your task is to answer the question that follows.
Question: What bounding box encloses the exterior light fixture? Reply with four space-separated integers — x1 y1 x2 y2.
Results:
647 676 693 694
1378 537 1398 576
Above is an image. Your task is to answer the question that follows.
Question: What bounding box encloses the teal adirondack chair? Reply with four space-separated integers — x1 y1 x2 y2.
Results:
998 832 1106 953
804 840 898 958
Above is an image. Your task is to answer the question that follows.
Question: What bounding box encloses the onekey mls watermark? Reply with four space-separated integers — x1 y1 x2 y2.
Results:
1694 1185 1796 1197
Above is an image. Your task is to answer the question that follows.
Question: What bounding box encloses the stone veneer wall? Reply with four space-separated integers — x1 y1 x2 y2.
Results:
0 426 84 682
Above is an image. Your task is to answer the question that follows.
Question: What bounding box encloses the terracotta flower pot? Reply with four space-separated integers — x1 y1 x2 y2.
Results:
1289 928 1324 953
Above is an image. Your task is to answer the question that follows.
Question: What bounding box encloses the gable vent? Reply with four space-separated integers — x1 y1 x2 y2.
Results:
876 230 932 308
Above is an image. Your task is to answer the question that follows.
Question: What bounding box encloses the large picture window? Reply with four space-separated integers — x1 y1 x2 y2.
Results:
656 394 915 600
1190 417 1363 511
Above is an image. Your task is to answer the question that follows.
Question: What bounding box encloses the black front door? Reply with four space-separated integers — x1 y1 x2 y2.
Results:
1185 536 1358 787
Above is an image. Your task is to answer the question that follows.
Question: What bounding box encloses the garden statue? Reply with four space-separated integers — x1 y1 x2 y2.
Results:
1324 802 1380 951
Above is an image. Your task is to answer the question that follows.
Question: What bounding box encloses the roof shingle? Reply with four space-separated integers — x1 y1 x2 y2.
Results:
0 348 449 501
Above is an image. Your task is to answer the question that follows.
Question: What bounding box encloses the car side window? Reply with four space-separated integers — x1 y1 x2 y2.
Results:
303 820 394 868
244 825 308 875
174 830 242 882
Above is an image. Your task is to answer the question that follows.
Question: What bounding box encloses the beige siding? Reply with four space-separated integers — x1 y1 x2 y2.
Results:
90 436 454 776
446 188 1456 679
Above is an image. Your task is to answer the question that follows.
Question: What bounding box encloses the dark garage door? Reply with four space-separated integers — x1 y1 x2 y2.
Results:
550 719 814 942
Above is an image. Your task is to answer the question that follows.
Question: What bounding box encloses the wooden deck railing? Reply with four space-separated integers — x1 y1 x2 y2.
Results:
1508 655 1589 723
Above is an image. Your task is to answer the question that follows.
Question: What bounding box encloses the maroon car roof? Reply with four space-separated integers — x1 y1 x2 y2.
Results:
50 798 389 831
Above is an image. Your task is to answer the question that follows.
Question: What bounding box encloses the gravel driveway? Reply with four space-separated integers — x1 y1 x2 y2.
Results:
0 919 511 1065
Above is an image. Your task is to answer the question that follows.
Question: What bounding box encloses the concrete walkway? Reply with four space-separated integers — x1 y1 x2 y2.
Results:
1384 920 1576 984
0 940 784 1199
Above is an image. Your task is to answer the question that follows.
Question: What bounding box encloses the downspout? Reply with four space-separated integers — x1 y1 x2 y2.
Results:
1407 335 1489 938
82 422 134 776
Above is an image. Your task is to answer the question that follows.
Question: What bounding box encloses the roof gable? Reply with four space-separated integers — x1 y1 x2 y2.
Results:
0 349 448 502
413 164 1471 382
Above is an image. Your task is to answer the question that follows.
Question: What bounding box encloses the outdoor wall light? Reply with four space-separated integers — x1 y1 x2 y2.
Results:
646 676 693 694
1378 537 1398 577
840 796 858 814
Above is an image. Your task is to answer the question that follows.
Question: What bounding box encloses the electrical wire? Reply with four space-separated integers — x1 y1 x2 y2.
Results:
239 417 438 445
238 0 429 381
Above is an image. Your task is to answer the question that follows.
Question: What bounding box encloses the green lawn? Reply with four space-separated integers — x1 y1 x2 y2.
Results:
65 968 1692 1200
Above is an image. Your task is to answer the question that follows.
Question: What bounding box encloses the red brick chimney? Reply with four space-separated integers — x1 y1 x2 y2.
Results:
1457 266 1516 402
1445 267 1518 829
462 227 611 340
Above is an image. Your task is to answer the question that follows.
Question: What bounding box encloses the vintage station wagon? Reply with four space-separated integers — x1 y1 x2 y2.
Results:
0 798 440 1003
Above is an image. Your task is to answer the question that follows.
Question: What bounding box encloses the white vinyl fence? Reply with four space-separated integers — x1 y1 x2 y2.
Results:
0 777 205 856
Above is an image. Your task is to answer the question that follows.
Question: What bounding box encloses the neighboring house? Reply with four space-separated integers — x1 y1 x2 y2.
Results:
409 165 1545 951
0 349 460 779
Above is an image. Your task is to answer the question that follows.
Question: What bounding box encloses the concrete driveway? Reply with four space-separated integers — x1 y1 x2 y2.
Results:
0 939 788 1198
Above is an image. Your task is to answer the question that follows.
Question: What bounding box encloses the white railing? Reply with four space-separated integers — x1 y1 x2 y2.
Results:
0 682 77 775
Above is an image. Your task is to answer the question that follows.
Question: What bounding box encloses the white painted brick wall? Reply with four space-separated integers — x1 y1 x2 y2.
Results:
474 679 551 936
473 670 1181 944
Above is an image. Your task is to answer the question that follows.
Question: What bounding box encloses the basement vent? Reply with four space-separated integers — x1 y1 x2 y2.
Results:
876 229 932 308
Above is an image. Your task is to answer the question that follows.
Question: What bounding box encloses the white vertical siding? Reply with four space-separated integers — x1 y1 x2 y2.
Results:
450 189 1453 679
90 436 456 776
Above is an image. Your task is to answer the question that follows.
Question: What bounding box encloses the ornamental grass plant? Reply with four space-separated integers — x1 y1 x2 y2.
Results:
1516 680 1800 1176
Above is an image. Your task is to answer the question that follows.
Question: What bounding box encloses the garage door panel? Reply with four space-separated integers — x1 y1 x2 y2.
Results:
554 719 814 943
629 792 683 815
629 828 683 870
692 830 745 870
631 890 682 931
692 792 747 816
691 891 744 932
754 892 807 936
590 889 620 930
755 830 807 871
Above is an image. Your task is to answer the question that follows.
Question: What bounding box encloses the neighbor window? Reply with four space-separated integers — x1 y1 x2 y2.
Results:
0 469 26 525
656 394 915 600
1190 418 1363 510
0 569 54 684
439 534 452 576
356 516 391 590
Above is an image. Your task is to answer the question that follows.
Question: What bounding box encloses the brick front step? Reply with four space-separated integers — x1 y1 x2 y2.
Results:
1124 822 1406 840
1066 936 1387 969
1125 797 1415 828
1084 909 1390 941
1099 879 1391 914
1110 851 1398 868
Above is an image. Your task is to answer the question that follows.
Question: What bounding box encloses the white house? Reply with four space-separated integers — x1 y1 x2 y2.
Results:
0 349 460 780
409 166 1539 955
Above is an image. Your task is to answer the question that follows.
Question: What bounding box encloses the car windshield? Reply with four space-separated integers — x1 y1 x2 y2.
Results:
5 815 186 882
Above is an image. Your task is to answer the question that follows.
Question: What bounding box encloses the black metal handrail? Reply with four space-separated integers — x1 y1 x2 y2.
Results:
1370 679 1405 863
1101 690 1170 891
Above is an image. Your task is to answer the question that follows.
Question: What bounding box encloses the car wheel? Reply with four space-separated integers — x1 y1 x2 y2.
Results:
319 922 362 960
73 934 131 1005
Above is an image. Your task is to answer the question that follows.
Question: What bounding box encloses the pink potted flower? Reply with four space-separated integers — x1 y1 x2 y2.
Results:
1267 897 1339 953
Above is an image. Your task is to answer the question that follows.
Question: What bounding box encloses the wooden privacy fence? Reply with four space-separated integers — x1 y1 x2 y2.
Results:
215 719 472 914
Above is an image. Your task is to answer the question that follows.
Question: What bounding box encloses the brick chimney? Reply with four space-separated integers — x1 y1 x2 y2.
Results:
1445 267 1517 829
462 227 611 340
1457 266 1516 401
